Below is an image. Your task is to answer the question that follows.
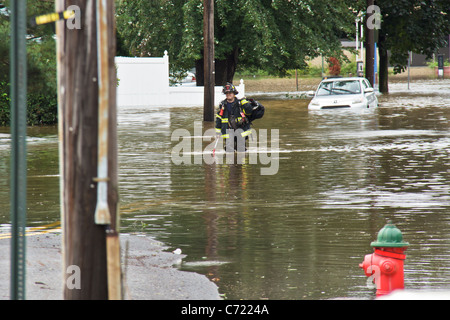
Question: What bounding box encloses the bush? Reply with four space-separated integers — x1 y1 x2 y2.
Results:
0 81 10 126
327 57 341 76
340 59 357 76
426 60 450 68
294 66 323 77
0 81 57 126
27 91 58 126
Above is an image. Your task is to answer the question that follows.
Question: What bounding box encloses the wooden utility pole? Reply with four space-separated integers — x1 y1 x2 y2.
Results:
203 0 215 122
56 0 120 300
365 0 375 86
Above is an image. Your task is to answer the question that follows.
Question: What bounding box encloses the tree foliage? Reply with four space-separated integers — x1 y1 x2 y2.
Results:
376 0 450 92
116 0 364 82
0 0 58 125
379 0 450 73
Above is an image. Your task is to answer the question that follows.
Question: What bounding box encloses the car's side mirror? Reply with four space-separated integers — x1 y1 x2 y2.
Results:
364 88 374 94
307 90 315 97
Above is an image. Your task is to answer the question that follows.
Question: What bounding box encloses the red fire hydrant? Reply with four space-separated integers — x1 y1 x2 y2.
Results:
359 222 409 297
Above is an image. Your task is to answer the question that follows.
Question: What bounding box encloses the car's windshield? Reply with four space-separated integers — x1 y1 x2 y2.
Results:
316 80 361 96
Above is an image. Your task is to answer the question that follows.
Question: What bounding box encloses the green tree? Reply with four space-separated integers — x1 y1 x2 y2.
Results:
0 0 58 126
376 0 450 93
116 0 364 85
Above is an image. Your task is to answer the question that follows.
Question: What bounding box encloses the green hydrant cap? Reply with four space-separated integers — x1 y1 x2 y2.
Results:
370 222 409 248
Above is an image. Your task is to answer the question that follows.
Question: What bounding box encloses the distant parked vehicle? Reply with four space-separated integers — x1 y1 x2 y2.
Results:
170 70 196 86
181 72 196 83
308 77 378 110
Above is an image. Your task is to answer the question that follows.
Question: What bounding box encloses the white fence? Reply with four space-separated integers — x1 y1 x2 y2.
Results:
116 51 245 107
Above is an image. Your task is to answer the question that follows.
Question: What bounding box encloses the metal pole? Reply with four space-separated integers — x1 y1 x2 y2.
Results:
321 54 324 78
374 42 377 87
9 0 27 300
355 18 359 54
407 51 411 90
360 21 364 61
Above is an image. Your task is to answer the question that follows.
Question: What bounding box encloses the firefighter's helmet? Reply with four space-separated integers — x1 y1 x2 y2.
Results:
222 83 239 95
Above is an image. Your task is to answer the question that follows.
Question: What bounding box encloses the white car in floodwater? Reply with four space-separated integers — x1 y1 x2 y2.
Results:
308 77 378 110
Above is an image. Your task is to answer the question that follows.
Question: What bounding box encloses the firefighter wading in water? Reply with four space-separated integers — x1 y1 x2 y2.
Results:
215 83 265 152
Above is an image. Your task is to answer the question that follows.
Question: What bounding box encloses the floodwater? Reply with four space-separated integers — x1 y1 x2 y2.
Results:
1 79 450 300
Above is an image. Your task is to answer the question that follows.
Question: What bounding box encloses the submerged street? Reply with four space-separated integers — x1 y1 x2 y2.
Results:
1 79 449 299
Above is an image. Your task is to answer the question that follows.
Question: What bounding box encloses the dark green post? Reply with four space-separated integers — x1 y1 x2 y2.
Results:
9 0 27 300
